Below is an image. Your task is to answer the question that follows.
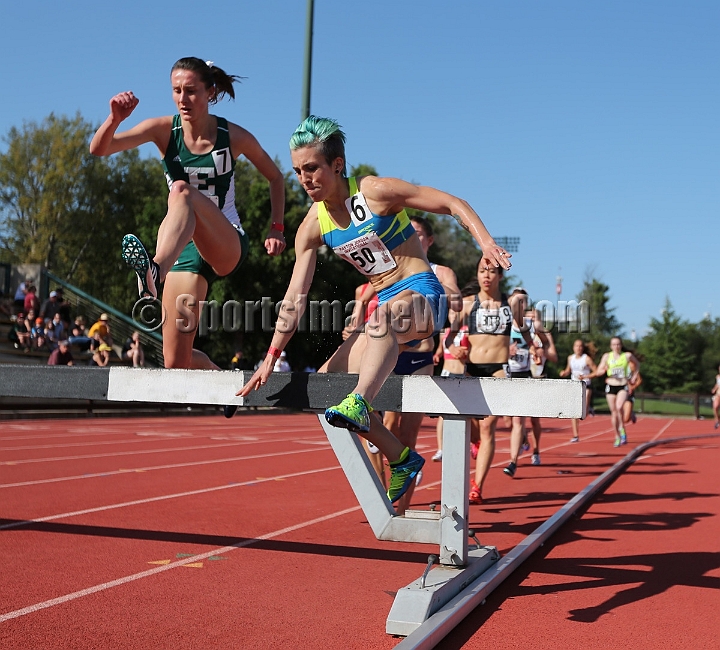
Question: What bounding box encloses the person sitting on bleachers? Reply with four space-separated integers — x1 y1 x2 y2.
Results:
91 342 113 367
39 290 60 322
122 331 145 367
68 316 92 352
8 312 31 351
88 313 113 350
48 340 74 366
31 317 47 350
46 313 66 351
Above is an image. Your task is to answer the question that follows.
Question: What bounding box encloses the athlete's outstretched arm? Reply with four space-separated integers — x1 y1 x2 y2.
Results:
361 176 510 270
238 213 321 395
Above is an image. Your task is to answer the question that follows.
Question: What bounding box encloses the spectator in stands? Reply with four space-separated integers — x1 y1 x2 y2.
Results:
230 349 253 371
68 316 92 352
40 291 60 322
88 313 113 349
91 341 113 367
23 311 36 337
273 350 291 372
122 331 145 367
8 312 31 351
13 280 28 314
48 340 74 366
31 317 47 349
46 313 66 351
23 284 40 316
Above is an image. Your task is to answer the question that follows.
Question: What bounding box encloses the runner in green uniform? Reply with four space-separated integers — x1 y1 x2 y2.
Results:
593 337 641 446
90 57 285 370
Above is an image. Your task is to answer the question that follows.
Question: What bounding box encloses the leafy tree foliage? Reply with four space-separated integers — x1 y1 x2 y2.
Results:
0 114 167 311
637 299 702 393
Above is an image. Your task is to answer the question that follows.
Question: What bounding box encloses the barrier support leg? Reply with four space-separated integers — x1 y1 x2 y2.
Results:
439 416 470 566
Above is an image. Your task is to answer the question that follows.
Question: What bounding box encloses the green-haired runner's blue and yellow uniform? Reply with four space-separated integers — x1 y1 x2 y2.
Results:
322 177 440 502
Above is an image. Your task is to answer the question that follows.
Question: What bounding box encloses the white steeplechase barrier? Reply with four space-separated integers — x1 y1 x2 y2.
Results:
0 365 584 637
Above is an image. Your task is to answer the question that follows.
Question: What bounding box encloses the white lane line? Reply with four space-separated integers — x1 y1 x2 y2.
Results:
0 433 435 489
0 438 323 466
0 429 324 452
0 421 323 441
1 438 195 451
637 444 714 461
0 447 333 489
650 419 675 442
0 500 360 623
0 465 342 531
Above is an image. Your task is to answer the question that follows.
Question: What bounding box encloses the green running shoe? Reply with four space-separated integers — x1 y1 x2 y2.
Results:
387 448 425 503
325 393 372 433
122 234 160 299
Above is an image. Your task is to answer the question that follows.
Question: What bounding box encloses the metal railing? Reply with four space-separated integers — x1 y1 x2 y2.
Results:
42 270 164 368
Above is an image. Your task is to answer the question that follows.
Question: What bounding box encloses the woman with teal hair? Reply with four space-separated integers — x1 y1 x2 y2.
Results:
239 116 511 504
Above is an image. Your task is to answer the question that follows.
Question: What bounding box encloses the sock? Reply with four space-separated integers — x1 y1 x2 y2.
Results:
389 447 410 466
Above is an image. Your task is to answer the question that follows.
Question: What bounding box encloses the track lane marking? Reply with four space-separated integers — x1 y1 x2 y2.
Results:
0 499 360 623
0 437 328 466
0 465 342 531
0 447 331 489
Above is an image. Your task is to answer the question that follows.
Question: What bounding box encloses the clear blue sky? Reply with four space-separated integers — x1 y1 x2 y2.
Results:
2 1 718 338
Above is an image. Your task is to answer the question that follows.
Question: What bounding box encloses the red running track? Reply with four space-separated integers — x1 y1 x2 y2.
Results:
0 412 718 649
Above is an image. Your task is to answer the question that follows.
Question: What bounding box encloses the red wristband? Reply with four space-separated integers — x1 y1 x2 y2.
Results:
268 346 282 359
270 222 284 233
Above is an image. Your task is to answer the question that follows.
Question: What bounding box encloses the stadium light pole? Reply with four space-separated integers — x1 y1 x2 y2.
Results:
301 0 315 121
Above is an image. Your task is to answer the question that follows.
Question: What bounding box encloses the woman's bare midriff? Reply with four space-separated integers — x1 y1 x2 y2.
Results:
366 237 432 293
467 334 509 365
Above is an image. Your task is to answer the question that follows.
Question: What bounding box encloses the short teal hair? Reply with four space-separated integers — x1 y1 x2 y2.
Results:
289 116 347 176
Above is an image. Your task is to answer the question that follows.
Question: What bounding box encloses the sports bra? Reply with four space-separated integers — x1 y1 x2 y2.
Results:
468 293 513 336
317 177 415 276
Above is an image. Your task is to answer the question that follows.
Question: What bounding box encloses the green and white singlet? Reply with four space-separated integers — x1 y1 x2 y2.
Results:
162 115 243 231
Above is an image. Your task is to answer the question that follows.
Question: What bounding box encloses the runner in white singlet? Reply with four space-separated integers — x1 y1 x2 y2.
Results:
560 339 597 442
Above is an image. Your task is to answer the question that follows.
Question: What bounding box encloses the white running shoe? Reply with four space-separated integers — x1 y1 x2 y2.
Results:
415 469 423 486
367 441 380 454
432 450 443 462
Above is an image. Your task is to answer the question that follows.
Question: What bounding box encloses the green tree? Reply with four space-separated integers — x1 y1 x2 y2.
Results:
637 299 699 393
0 114 100 268
696 316 720 393
0 114 167 312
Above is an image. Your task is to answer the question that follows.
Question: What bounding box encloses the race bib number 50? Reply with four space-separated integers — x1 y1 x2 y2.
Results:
334 232 397 276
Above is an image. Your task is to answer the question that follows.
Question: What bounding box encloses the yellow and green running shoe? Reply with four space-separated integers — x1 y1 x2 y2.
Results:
387 448 425 503
325 393 372 433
